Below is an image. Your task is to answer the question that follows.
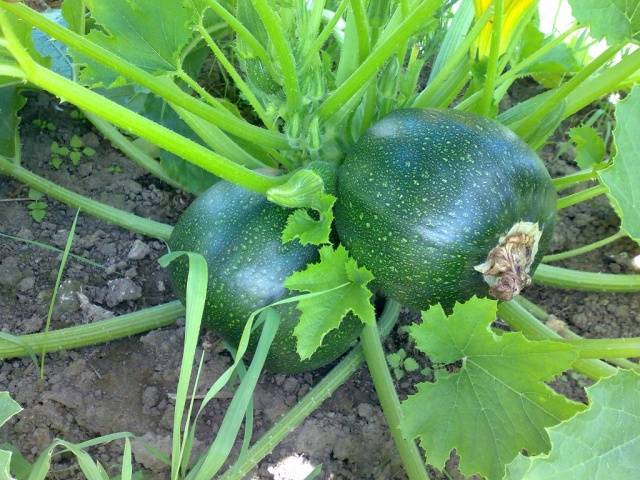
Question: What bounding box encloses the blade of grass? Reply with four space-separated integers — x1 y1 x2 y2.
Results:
157 252 208 480
187 309 280 480
121 438 132 480
0 231 104 269
39 209 80 379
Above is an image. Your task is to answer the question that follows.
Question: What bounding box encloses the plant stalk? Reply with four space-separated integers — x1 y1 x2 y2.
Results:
552 168 598 191
360 318 428 480
0 2 289 149
478 0 503 116
516 296 640 372
0 156 174 240
220 300 404 480
497 300 617 379
317 0 440 119
556 184 607 210
543 230 625 263
533 264 640 292
0 301 184 359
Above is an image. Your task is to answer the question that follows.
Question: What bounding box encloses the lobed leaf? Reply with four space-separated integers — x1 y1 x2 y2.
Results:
401 297 584 480
79 0 196 86
569 126 605 170
598 85 640 244
505 370 640 480
284 245 375 360
568 0 640 44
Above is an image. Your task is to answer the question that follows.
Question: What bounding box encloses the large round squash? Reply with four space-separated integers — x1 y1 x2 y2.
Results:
168 181 362 373
335 108 557 310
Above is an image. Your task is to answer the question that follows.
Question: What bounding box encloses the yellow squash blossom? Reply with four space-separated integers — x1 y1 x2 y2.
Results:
474 0 536 58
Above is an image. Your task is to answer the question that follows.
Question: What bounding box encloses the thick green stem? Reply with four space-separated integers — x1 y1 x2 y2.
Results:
251 0 301 112
0 3 288 149
220 300 403 480
301 0 349 72
84 112 188 191
478 0 502 116
361 316 428 480
516 297 640 372
197 23 270 127
0 156 174 240
317 0 440 119
413 4 493 109
23 63 283 194
556 184 607 210
533 264 640 292
564 48 640 117
543 230 625 263
512 44 620 138
552 169 598 191
0 302 184 359
350 0 371 62
497 300 617 379
568 338 640 360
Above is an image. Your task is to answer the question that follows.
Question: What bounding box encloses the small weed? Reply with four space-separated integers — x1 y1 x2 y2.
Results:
31 118 56 132
27 188 47 223
50 135 96 169
108 164 123 174
386 348 421 381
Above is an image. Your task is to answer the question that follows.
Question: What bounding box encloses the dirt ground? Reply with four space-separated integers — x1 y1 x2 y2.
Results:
1 88 639 480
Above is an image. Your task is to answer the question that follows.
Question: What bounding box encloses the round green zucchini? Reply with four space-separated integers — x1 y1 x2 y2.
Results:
168 181 362 373
335 108 557 311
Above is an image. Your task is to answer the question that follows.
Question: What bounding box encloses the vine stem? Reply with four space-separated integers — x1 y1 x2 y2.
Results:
0 302 184 359
478 0 503 116
360 314 428 479
516 296 640 372
0 156 174 240
497 300 617 380
317 0 441 119
533 264 640 292
556 184 607 210
552 168 598 191
543 230 626 263
220 300 404 480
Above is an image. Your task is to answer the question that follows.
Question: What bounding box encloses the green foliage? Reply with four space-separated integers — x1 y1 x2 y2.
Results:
267 169 336 245
284 245 375 360
386 348 420 380
79 0 195 86
401 297 584 480
569 0 640 44
27 188 47 222
569 126 605 170
598 86 640 244
505 370 640 480
50 136 94 169
0 392 23 480
0 86 25 160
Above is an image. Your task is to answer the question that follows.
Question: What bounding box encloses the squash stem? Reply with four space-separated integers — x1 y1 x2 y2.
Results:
552 168 598 191
0 156 174 241
0 302 184 359
360 312 429 480
533 264 640 292
543 230 626 263
478 0 503 117
219 300 404 480
515 297 640 372
556 184 607 210
497 300 617 380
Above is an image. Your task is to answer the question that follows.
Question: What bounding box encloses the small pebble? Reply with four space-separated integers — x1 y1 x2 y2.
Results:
127 239 151 260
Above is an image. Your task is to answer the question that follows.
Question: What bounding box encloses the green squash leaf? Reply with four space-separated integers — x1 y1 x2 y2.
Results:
0 392 22 480
568 0 640 44
79 0 196 85
505 370 640 480
285 245 374 360
267 169 336 246
401 297 584 480
569 126 605 170
598 85 640 243
0 86 26 160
